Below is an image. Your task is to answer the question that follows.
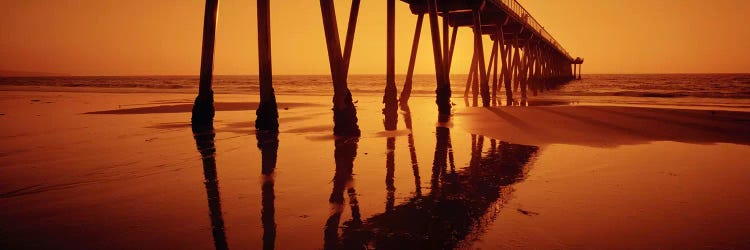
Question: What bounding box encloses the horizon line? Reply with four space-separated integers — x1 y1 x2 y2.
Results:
3 72 750 77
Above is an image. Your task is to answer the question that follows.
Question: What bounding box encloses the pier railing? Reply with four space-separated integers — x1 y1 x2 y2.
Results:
493 0 573 60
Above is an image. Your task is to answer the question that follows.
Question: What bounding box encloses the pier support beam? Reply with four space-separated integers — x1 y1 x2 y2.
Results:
464 50 477 99
191 0 219 129
426 0 451 117
320 0 361 136
491 39 499 105
511 43 520 94
383 0 398 130
497 26 513 105
446 26 458 74
255 0 279 131
471 6 490 107
519 41 528 102
399 14 423 105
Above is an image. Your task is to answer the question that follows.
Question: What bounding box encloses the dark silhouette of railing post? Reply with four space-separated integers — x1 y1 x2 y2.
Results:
320 0 361 136
255 0 279 131
192 0 219 127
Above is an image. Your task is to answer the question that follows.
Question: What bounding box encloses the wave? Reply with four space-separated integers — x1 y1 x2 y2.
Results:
550 90 750 99
3 74 750 100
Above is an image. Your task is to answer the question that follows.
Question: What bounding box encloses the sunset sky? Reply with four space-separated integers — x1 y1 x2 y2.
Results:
1 0 749 76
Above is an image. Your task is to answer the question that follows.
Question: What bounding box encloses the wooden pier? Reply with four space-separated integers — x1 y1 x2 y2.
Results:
191 0 583 136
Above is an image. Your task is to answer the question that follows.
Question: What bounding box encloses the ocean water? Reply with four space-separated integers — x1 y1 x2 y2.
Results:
1 74 749 110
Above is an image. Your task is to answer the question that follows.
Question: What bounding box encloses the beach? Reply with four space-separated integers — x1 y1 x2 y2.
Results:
4 0 750 247
1 86 749 249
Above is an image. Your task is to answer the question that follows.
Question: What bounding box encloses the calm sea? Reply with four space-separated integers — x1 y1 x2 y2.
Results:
2 74 749 110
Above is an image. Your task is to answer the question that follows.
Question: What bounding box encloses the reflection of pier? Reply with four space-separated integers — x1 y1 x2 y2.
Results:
191 125 229 250
188 1 559 246
325 125 539 248
257 131 279 250
191 0 583 135
192 125 280 250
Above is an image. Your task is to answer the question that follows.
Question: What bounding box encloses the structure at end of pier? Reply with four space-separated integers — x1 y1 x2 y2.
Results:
398 0 583 108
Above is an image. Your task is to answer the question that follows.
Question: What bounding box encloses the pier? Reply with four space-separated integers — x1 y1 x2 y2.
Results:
191 0 583 136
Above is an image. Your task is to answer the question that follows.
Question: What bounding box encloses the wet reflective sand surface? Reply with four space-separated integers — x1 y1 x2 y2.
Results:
1 91 749 249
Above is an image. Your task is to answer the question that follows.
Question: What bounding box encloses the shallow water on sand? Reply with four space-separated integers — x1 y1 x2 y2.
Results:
0 91 749 249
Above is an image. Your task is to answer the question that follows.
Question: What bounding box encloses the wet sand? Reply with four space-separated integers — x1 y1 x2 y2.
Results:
1 90 749 249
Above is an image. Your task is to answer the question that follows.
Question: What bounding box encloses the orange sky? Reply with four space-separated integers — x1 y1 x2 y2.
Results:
1 0 749 76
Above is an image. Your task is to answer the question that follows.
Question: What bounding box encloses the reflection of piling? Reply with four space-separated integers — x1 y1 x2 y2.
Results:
400 104 422 196
192 124 228 250
335 128 540 248
385 136 396 211
383 103 398 131
261 175 276 250
431 126 450 198
325 137 367 249
256 131 278 250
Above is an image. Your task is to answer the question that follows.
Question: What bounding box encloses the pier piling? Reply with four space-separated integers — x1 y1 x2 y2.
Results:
320 0 361 136
193 0 583 135
426 0 451 116
191 0 219 128
255 0 279 131
384 0 398 131
399 14 423 105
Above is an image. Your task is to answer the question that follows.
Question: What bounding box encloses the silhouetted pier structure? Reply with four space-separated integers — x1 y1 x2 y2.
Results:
191 0 583 135
398 0 584 107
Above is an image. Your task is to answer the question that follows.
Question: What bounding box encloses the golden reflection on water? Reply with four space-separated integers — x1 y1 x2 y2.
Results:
3 93 750 249
191 97 540 249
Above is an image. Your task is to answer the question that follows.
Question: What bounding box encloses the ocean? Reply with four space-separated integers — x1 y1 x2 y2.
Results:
1 74 749 110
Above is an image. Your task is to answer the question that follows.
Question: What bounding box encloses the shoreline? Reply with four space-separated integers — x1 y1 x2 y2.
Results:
3 86 750 112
